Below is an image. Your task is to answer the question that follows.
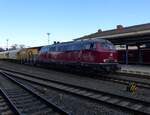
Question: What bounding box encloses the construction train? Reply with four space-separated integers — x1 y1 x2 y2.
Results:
0 38 120 73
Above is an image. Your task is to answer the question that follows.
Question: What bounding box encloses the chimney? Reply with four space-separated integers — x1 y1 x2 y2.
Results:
98 29 102 32
116 25 123 31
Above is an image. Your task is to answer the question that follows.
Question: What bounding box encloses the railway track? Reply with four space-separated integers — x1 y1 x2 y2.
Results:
0 71 69 115
100 73 150 89
0 88 21 115
40 64 150 90
1 70 150 115
1 66 150 90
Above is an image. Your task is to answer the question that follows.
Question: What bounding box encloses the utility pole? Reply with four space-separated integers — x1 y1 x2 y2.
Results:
46 33 50 45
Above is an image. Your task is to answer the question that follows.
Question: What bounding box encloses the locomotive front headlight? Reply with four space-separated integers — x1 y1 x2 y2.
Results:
110 53 113 57
103 59 107 63
114 59 117 62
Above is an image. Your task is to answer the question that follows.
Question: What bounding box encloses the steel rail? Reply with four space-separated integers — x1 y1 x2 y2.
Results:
101 73 150 89
0 71 69 115
2 70 150 115
1 67 150 90
0 88 21 115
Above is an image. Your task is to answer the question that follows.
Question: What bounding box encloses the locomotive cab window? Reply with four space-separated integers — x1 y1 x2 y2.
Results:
49 46 56 51
72 43 82 51
100 40 115 49
84 42 96 50
90 43 96 49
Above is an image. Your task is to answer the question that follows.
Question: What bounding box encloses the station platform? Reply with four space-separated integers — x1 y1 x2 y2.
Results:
119 64 150 76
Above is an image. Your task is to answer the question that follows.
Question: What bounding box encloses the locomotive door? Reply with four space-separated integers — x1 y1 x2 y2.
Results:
78 50 82 62
81 42 95 63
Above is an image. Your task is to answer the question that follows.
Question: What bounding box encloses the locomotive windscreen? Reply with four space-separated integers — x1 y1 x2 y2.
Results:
99 40 115 49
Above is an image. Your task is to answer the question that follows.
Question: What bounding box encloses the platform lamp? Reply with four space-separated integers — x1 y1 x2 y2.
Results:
46 33 50 45
6 38 9 51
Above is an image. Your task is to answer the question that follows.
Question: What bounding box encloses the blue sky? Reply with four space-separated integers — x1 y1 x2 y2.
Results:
0 0 150 48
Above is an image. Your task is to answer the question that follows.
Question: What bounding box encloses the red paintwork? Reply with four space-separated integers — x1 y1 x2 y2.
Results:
38 41 118 64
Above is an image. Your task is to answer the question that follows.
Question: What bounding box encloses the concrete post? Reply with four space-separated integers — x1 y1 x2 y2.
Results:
137 44 142 64
125 44 128 65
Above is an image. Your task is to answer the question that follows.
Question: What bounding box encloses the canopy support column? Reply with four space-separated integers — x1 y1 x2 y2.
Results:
137 44 142 64
125 44 128 65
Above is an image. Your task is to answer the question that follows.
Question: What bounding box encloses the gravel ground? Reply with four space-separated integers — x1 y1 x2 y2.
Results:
0 74 19 89
0 61 150 103
15 77 134 115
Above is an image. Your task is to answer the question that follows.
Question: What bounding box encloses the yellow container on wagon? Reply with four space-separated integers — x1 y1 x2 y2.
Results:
18 46 42 64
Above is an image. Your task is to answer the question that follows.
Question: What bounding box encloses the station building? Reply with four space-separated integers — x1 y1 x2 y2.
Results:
74 23 150 65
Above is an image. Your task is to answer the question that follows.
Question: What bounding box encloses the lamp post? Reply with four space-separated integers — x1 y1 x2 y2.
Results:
46 33 50 45
6 39 9 51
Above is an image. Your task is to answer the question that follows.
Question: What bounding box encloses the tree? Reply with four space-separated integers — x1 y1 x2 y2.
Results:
9 44 26 50
0 47 5 52
9 44 18 50
19 44 25 49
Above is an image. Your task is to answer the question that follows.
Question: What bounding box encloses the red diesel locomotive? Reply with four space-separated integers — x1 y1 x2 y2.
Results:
38 39 120 72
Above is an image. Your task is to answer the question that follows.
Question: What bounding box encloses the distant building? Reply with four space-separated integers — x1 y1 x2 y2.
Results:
74 23 150 46
0 47 5 52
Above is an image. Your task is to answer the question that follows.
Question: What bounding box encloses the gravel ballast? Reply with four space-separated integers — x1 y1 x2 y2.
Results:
0 61 150 104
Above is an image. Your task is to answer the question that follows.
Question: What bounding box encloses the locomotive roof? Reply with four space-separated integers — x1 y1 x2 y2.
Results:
41 38 110 49
51 39 107 46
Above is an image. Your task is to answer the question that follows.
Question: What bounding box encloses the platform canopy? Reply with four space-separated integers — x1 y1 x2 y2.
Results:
74 23 150 45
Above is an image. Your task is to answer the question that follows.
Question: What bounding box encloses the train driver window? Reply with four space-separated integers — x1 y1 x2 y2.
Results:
84 43 90 50
90 43 94 49
85 43 96 50
91 43 96 49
